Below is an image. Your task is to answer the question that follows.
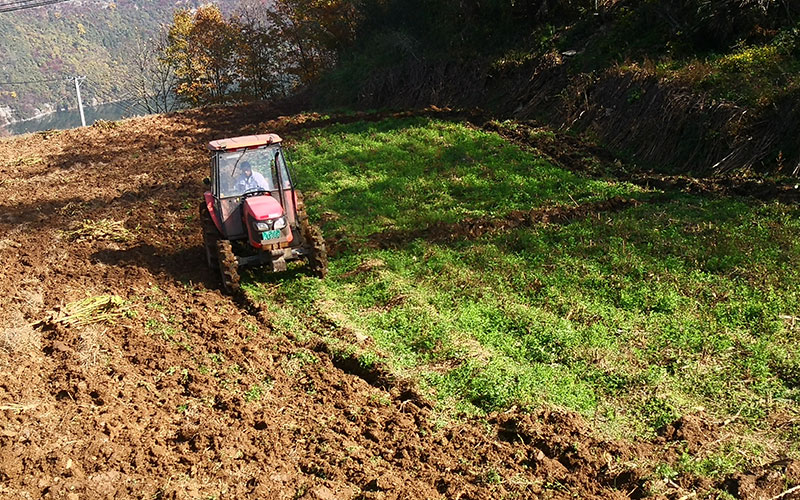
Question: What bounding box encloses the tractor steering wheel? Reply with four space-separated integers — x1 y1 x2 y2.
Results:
242 190 271 199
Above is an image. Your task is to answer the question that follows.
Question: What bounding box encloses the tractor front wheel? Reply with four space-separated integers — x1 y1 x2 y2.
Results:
217 240 240 293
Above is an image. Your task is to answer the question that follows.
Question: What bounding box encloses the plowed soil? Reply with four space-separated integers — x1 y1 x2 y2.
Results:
1 104 797 499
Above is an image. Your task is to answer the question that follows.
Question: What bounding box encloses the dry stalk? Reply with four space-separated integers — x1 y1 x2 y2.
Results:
64 218 134 242
770 484 800 500
0 403 38 412
35 295 127 328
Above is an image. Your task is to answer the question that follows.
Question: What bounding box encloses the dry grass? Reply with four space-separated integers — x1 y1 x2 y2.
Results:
64 218 136 243
673 60 714 87
0 225 25 251
0 310 40 355
0 403 39 411
14 284 44 317
39 294 127 328
75 324 108 368
0 155 42 169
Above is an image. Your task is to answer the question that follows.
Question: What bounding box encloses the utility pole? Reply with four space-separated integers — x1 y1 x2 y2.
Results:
72 75 86 127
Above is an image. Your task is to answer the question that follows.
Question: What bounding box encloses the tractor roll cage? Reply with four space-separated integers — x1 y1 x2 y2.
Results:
213 147 297 208
209 143 301 235
211 145 294 199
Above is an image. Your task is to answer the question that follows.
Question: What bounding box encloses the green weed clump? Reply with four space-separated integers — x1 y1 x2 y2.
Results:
246 117 800 451
695 40 800 106
561 10 800 108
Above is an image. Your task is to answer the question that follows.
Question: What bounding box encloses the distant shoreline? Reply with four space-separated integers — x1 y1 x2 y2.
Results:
1 98 134 129
2 108 59 127
1 99 142 136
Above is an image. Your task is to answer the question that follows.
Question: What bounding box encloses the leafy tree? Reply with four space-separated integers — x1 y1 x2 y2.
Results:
156 0 360 107
163 5 238 106
260 0 360 84
231 0 287 99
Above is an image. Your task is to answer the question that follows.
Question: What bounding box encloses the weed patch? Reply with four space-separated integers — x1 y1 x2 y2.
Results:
288 117 644 238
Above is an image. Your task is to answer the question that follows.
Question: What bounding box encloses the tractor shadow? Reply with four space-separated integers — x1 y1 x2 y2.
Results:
91 242 321 294
243 262 319 286
91 243 222 291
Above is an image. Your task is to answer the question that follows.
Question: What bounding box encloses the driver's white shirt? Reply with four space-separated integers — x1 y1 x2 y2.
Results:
236 171 270 193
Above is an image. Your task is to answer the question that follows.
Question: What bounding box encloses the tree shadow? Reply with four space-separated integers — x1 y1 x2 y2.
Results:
0 180 203 229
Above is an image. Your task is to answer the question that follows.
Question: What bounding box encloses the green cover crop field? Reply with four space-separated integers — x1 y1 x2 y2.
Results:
244 117 800 469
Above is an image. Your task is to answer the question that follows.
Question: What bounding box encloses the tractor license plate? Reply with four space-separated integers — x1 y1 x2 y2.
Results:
261 229 281 241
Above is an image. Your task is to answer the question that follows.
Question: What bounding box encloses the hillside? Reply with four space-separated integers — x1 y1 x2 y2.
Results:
1 1 799 497
0 0 238 125
316 0 800 177
1 101 798 498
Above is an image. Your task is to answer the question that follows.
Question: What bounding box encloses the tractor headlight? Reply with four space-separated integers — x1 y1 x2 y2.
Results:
273 216 287 230
255 221 272 231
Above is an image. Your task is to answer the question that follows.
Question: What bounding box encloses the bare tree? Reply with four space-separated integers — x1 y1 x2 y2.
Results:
130 30 179 114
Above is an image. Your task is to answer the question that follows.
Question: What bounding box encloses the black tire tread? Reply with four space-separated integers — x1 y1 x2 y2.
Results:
200 202 220 270
217 239 240 293
300 215 328 278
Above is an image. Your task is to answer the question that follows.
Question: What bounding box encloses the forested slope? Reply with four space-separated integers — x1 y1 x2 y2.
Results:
0 0 237 124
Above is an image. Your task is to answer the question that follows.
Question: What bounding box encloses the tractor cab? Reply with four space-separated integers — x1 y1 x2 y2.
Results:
200 134 327 292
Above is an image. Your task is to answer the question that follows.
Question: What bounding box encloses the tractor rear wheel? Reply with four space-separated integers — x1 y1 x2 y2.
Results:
199 202 219 270
301 217 328 278
217 240 240 293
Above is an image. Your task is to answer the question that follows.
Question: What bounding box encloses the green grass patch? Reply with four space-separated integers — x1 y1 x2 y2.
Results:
692 37 800 107
288 117 642 237
245 117 800 448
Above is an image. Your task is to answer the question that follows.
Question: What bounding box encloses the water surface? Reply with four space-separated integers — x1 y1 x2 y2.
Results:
4 100 144 135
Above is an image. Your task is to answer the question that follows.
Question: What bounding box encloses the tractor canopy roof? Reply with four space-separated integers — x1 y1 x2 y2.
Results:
207 134 283 151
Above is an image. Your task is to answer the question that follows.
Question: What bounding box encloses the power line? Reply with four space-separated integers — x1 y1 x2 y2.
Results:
0 77 65 86
98 97 140 116
0 0 48 6
0 0 71 9
0 0 74 13
87 80 137 104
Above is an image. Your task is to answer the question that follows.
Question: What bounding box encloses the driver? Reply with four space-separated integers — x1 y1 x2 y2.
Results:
236 160 270 194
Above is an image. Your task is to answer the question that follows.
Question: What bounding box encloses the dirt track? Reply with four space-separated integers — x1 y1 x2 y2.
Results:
0 104 797 499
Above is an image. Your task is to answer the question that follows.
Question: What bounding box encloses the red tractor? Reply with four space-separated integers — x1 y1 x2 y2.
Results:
200 133 327 292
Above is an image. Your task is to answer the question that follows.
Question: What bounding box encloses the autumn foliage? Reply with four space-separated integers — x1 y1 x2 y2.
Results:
161 0 358 106
163 6 237 106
